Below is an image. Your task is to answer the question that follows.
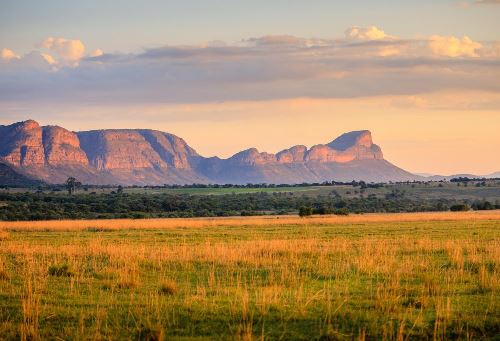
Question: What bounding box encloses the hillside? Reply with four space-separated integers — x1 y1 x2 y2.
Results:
0 162 44 187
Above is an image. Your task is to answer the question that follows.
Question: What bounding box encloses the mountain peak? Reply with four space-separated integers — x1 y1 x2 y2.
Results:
16 119 40 130
328 130 372 150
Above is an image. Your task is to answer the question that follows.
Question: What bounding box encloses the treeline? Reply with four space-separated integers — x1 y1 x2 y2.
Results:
0 180 389 191
0 191 497 221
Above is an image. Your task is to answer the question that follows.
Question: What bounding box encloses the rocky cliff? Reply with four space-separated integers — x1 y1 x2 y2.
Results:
0 120 419 185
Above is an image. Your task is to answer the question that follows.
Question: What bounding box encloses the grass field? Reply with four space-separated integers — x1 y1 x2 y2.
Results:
0 212 499 340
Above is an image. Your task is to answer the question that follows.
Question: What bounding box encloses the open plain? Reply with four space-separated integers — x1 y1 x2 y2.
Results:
0 211 499 340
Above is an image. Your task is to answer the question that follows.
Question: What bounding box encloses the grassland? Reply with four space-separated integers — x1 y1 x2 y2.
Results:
3 180 500 201
0 212 499 340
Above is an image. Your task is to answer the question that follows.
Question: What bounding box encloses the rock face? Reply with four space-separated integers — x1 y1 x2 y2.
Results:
0 120 419 185
276 145 307 164
43 126 89 166
0 120 45 167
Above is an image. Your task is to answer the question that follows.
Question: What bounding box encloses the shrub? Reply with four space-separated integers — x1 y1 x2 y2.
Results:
450 204 470 212
159 279 178 295
48 263 74 277
136 323 164 341
298 206 313 217
333 207 349 216
472 200 495 211
313 206 332 215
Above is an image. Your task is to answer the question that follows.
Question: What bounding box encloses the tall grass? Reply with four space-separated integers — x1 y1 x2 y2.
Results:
1 210 499 231
0 212 498 339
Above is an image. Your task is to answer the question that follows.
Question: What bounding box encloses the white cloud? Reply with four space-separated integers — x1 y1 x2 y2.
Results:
39 37 86 66
40 53 56 65
1 48 20 61
428 35 482 57
89 48 103 57
345 26 390 41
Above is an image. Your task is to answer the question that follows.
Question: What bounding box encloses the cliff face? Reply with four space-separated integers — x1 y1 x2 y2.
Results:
78 130 168 171
76 129 201 173
43 126 89 166
225 130 383 166
0 120 418 185
276 145 307 164
0 120 45 167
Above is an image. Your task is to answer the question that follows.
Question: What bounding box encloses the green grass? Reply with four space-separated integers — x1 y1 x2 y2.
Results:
0 218 499 340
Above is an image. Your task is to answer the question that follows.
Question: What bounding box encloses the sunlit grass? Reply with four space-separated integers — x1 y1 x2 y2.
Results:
1 210 499 231
0 211 498 339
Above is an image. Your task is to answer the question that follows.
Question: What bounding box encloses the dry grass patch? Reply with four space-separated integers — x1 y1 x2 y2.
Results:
1 210 499 231
0 260 10 281
159 279 178 296
0 230 9 240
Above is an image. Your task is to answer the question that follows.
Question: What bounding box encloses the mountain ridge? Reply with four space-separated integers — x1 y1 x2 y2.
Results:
0 119 420 185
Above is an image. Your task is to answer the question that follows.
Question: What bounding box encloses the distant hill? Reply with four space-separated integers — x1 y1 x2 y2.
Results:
423 172 500 181
485 172 500 179
0 120 422 185
0 162 44 187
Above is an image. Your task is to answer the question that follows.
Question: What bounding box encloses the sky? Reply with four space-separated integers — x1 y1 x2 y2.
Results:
1 0 499 175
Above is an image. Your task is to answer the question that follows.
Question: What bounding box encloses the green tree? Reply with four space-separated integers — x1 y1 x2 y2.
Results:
298 206 313 217
65 177 81 195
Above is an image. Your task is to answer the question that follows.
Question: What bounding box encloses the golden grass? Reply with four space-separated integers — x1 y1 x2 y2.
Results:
159 279 178 296
1 210 499 231
0 212 498 339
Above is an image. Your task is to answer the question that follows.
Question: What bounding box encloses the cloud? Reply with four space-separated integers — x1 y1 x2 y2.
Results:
0 51 55 70
248 35 307 46
345 26 390 41
0 28 499 107
478 41 500 57
1 48 20 61
40 53 56 65
39 37 86 66
428 35 482 57
246 35 330 48
89 48 103 57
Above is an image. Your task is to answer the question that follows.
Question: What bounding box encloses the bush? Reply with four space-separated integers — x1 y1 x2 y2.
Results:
472 200 495 211
333 207 349 216
450 204 470 212
298 206 313 217
48 263 74 277
313 206 332 215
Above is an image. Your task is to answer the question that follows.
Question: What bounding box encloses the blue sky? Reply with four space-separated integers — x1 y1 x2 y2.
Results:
1 0 499 174
1 0 499 54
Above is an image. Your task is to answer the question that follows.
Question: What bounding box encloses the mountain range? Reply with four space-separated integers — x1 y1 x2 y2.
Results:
0 119 483 186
